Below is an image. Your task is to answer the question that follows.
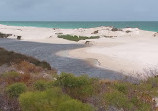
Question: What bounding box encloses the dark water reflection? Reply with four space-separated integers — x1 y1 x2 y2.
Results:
0 38 136 81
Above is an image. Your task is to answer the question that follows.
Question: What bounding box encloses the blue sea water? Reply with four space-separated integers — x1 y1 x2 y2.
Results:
0 21 158 32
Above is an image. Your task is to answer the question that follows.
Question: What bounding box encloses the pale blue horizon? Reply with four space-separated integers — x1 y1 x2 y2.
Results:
0 0 158 21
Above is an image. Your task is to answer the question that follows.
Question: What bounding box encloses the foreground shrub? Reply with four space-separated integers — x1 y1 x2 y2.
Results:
58 99 94 111
33 80 49 91
103 82 153 111
55 73 98 101
130 96 152 111
6 83 27 98
56 73 91 87
104 90 134 110
113 82 129 94
19 88 94 111
141 77 158 94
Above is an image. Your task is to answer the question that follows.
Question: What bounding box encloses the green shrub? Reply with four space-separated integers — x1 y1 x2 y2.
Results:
104 90 134 110
19 88 94 111
56 73 96 88
111 28 122 31
136 82 158 96
33 80 49 91
58 99 94 111
58 35 99 41
19 88 62 111
55 73 97 100
6 83 27 98
144 77 158 90
104 83 153 111
130 97 152 111
114 82 128 94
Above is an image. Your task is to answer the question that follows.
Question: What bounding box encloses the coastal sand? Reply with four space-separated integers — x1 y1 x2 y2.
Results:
1 24 158 78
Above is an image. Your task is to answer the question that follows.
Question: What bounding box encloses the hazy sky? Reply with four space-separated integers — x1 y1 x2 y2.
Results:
0 0 157 21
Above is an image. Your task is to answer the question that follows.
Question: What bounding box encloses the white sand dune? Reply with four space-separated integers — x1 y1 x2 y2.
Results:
1 24 158 79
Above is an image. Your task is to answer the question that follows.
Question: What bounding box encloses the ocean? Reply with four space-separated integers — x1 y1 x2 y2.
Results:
0 21 158 32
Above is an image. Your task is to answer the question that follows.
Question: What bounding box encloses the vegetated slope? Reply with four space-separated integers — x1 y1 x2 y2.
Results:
0 48 52 70
0 47 158 111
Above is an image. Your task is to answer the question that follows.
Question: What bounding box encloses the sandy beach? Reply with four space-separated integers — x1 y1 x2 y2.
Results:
1 24 158 79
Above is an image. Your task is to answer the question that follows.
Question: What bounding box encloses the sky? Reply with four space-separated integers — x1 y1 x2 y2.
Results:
0 0 157 21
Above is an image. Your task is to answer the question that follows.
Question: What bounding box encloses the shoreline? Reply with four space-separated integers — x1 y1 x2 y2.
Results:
1 21 158 32
1 24 158 79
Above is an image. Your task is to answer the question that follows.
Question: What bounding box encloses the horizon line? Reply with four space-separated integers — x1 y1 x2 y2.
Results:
0 21 158 22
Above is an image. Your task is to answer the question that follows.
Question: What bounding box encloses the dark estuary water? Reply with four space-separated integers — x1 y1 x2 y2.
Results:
0 38 130 80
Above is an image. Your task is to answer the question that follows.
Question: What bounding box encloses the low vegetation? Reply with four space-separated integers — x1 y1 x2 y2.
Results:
54 73 98 102
58 35 100 41
6 83 27 98
0 48 158 111
17 36 21 40
126 30 132 33
111 27 122 31
91 30 99 34
0 32 12 38
19 88 94 111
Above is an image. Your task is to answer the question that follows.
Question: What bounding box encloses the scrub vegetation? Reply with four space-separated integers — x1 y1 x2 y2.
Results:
0 48 158 111
58 35 100 41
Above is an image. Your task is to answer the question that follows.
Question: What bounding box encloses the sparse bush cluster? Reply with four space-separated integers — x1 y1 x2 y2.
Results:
0 71 95 111
19 88 94 111
111 27 122 31
1 71 158 111
0 32 12 38
58 35 100 41
6 83 27 98
17 36 21 40
126 30 132 33
54 73 98 101
101 82 153 111
92 30 99 34
33 80 50 91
